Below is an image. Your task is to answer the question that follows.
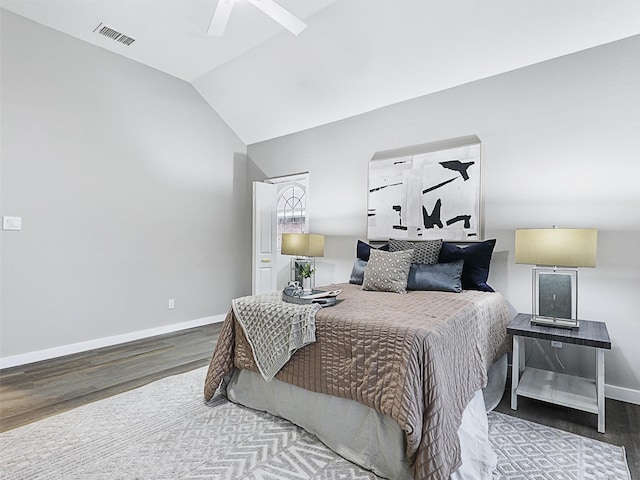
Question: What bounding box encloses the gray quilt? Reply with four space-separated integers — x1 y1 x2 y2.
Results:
205 283 511 480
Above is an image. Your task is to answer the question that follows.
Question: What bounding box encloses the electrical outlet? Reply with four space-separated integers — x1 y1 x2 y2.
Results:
551 340 563 348
168 299 175 309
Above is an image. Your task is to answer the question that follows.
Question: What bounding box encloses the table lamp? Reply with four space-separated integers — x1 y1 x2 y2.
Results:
281 233 325 293
515 227 597 329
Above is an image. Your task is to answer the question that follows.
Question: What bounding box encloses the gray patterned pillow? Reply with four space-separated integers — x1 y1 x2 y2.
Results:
362 249 413 294
389 238 443 265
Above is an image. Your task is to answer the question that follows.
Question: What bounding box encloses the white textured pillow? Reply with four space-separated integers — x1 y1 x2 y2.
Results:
362 249 413 294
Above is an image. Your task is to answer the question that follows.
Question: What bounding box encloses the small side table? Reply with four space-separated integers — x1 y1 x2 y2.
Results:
508 313 611 433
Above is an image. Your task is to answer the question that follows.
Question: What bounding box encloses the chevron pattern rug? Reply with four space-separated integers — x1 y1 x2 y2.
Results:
0 367 630 480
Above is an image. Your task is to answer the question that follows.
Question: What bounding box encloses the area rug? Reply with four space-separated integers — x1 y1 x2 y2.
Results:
0 367 630 479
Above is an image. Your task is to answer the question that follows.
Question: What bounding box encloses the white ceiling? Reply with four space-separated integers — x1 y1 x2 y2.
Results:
3 0 640 144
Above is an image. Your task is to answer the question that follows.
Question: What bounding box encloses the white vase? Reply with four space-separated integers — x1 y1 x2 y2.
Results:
302 277 312 293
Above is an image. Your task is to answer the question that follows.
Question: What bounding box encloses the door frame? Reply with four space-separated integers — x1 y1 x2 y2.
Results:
252 172 310 293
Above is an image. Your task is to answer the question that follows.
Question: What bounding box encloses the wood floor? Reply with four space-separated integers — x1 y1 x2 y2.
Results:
0 323 221 433
1 323 638 478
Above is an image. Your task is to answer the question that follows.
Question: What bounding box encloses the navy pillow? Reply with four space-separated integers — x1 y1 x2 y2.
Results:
438 239 496 292
407 260 464 293
356 240 389 261
349 258 368 285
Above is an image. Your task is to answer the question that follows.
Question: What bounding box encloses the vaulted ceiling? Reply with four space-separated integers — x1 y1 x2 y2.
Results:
3 0 639 144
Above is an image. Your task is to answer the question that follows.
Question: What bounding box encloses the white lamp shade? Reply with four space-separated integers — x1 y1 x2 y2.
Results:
515 228 597 267
281 233 325 257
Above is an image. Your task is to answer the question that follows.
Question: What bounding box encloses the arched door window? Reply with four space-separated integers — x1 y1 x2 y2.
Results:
277 184 306 249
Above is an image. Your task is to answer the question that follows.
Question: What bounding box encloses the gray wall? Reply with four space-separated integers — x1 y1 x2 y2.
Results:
248 36 640 398
1 11 251 358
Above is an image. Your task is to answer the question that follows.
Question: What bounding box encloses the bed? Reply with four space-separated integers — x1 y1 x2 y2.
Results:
204 239 511 479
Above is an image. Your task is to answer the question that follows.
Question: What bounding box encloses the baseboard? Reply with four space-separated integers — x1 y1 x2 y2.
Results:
606 384 640 406
0 314 226 370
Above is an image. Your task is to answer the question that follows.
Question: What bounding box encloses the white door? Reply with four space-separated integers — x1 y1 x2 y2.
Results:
252 181 278 295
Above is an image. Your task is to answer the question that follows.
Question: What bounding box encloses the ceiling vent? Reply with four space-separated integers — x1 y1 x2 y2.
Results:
93 23 135 46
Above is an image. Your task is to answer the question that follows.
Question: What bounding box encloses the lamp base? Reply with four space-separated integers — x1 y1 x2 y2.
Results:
291 257 316 292
530 315 579 330
530 267 579 330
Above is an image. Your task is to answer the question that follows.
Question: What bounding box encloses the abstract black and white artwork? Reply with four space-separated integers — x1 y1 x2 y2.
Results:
368 139 481 241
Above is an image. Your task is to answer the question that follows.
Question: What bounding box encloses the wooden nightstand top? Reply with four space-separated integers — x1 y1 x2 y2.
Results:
507 313 611 349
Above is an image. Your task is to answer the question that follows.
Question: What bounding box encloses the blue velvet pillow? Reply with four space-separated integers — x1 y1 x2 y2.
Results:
407 260 464 293
356 240 389 261
349 258 368 285
438 239 496 292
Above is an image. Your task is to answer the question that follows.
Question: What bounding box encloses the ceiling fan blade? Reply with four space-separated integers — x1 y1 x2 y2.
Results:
207 0 236 36
246 0 307 35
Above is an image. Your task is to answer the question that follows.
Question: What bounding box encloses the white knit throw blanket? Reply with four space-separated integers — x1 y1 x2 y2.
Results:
231 292 320 382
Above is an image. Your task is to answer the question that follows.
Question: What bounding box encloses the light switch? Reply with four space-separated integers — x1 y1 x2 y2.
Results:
3 216 22 231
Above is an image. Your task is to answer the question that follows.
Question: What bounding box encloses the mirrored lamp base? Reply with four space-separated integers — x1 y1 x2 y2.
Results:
531 266 579 330
290 257 316 293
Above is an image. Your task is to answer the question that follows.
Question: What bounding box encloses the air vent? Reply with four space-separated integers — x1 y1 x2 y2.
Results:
93 23 135 46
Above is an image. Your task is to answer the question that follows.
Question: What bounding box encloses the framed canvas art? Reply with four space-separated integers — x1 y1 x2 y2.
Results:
367 136 482 241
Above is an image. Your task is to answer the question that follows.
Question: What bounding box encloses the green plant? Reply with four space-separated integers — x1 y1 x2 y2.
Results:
295 262 315 278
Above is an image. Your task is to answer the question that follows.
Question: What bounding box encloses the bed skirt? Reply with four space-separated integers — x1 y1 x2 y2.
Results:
222 353 507 480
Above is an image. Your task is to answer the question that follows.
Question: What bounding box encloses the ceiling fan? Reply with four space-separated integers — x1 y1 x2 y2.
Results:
208 0 307 37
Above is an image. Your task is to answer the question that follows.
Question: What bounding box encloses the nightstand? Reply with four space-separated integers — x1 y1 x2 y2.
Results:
508 313 611 433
